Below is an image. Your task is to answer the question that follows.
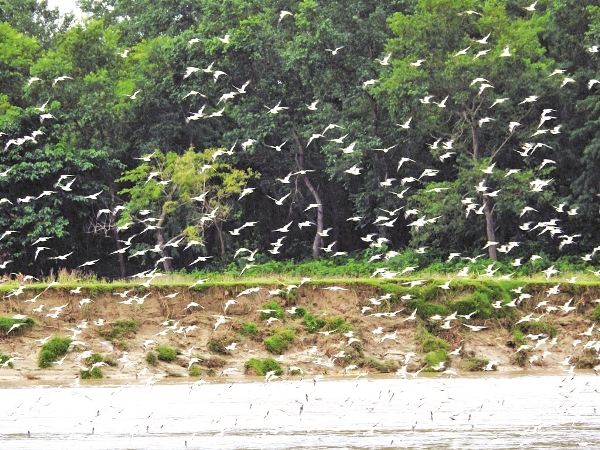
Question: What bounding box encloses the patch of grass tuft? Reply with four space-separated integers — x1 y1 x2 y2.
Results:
240 322 259 336
461 357 489 372
259 301 284 320
290 307 307 319
303 313 326 333
156 346 177 362
516 321 558 338
189 364 202 377
208 340 228 354
101 320 138 340
264 328 295 354
425 349 448 370
326 316 352 333
0 353 13 368
415 326 449 353
244 357 283 376
406 299 450 320
145 351 158 366
38 336 72 368
357 357 397 373
0 316 34 336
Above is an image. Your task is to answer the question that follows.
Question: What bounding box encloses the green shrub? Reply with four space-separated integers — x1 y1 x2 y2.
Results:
145 351 158 366
102 320 138 340
244 357 283 376
425 349 448 369
406 299 450 320
357 357 397 373
593 304 600 321
208 340 228 354
80 367 103 379
449 292 492 319
189 364 202 377
264 329 295 354
303 313 326 333
0 353 12 368
291 307 307 319
240 322 259 336
461 357 489 371
512 329 525 346
0 317 34 336
259 301 284 320
38 336 72 368
326 317 352 333
512 349 529 367
516 321 558 338
415 326 449 353
157 346 177 362
81 358 103 379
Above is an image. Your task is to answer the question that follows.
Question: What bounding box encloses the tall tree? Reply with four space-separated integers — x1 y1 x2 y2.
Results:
117 148 257 272
382 0 558 260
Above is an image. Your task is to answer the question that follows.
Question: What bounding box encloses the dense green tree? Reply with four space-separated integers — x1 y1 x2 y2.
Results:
0 0 75 47
382 0 559 260
117 148 257 272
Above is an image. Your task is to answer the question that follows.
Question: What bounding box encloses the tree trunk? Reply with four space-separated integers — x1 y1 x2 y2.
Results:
483 200 498 261
293 130 323 258
156 206 173 273
109 186 126 278
472 123 497 261
111 226 127 278
155 227 173 273
214 221 226 258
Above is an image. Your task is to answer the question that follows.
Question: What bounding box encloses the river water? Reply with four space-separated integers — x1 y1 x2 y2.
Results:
1 373 599 449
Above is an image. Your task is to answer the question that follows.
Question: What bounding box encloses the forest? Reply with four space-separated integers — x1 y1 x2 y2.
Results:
1 0 600 280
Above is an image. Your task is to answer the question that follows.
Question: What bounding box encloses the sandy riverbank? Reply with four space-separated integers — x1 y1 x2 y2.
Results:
1 281 598 383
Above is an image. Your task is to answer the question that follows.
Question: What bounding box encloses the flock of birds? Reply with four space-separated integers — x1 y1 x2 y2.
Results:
1 5 600 382
2 5 600 274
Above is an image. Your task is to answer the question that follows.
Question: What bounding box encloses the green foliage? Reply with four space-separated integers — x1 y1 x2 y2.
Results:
0 353 12 368
290 307 307 319
244 357 282 376
259 301 284 320
462 357 490 372
594 304 600 321
448 283 513 319
240 322 258 336
513 329 526 346
102 320 138 340
189 364 202 377
38 336 72 368
407 299 450 320
302 313 326 333
326 317 353 333
81 354 104 379
264 329 295 354
425 349 448 370
145 351 158 366
516 321 558 338
0 316 34 336
156 346 177 362
81 366 103 379
415 326 449 353
207 340 228 355
357 358 397 373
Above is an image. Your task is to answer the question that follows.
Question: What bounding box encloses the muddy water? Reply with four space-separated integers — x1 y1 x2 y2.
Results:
1 374 599 449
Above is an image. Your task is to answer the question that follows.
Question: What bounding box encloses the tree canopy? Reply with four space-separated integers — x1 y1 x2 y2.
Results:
1 0 600 278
